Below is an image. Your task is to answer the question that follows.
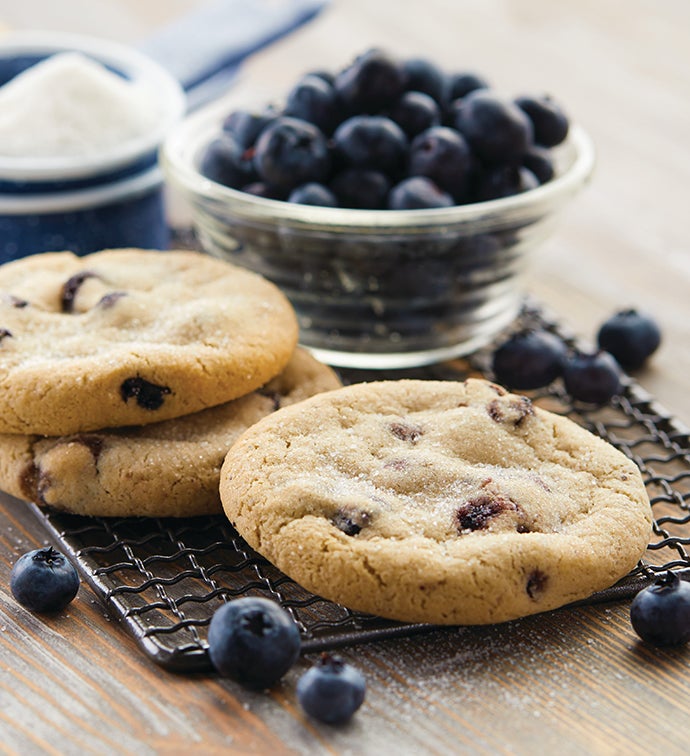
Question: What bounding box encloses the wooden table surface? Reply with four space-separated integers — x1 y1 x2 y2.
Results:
1 1 689 754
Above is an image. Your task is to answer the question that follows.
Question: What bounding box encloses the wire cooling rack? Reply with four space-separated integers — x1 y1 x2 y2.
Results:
16 302 690 672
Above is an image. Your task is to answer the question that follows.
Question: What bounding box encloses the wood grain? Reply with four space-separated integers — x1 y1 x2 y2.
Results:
0 1 689 754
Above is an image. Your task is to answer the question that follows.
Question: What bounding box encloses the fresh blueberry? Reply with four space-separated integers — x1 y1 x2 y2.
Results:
296 653 366 725
491 329 569 390
330 168 390 209
630 572 690 646
474 164 539 201
307 69 336 86
446 71 490 102
222 107 278 150
199 134 256 189
253 117 331 191
241 181 286 200
288 182 338 207
522 145 555 184
401 57 447 104
388 91 441 138
388 176 454 209
596 309 662 369
334 48 405 112
332 115 408 176
10 546 79 613
454 90 533 163
409 126 472 199
284 74 340 134
515 94 569 147
563 350 623 404
207 597 301 689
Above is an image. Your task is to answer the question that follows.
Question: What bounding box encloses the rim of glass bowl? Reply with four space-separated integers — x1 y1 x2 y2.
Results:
162 93 595 235
0 30 186 182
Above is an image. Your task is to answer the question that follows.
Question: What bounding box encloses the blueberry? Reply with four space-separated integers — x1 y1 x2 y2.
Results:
307 69 335 86
222 107 277 150
10 546 79 613
401 57 447 104
207 597 301 689
334 48 405 112
522 145 555 184
388 176 454 209
454 90 533 163
446 71 490 102
388 91 441 138
241 181 286 200
296 653 366 725
288 182 338 207
630 572 690 646
333 115 408 176
515 94 569 147
120 377 171 410
596 309 662 369
284 74 340 134
330 168 390 209
199 134 256 189
474 164 539 201
254 117 331 191
563 350 623 404
491 329 569 390
409 126 472 199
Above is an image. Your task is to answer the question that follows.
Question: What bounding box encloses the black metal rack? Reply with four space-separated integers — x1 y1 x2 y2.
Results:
20 303 690 672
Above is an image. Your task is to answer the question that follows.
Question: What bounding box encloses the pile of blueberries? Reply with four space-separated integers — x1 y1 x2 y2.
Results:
491 308 662 404
10 552 365 724
200 48 569 209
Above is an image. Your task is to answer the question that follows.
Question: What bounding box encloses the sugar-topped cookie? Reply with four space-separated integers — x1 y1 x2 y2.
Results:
0 348 340 517
0 248 298 434
219 378 652 625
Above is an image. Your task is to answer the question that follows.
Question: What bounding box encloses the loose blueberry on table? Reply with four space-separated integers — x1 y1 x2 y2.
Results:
562 349 623 404
491 329 569 390
200 48 571 209
597 309 662 370
296 653 366 725
207 596 301 689
630 572 690 646
10 546 80 613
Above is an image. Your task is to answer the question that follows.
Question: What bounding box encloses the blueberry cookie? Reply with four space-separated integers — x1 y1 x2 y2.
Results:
0 349 340 517
0 248 298 435
219 378 652 625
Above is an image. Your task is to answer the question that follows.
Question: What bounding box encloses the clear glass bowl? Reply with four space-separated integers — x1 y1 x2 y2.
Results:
162 96 595 369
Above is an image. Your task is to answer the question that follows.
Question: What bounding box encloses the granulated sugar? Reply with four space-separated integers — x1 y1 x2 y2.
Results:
0 52 158 158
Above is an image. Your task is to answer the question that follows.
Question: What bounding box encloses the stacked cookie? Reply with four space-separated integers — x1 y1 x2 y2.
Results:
0 248 341 517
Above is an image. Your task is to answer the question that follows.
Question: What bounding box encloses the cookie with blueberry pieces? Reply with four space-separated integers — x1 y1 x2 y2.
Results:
0 248 298 435
219 378 652 625
0 348 340 517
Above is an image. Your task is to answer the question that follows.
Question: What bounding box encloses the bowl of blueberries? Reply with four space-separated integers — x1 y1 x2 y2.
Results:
163 48 594 369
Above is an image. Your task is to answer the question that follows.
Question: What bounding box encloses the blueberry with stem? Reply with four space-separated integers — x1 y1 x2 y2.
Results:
297 653 366 724
597 308 662 370
207 597 301 689
10 546 80 613
630 572 690 646
491 329 568 390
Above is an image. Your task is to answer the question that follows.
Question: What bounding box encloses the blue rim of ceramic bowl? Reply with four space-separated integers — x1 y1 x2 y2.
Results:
0 30 186 183
162 92 596 235
0 165 163 215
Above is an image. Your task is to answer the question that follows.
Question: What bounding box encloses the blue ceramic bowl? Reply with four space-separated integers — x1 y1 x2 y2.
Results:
0 31 186 261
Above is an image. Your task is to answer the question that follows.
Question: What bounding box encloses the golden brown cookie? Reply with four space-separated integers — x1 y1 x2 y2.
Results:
219 378 652 625
0 349 340 517
0 248 298 434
